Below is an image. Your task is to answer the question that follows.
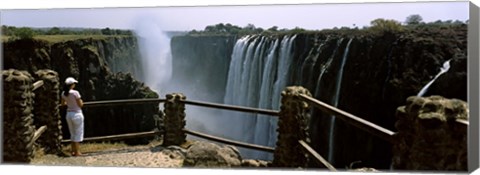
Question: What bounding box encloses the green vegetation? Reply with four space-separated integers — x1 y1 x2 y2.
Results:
187 14 467 37
1 14 468 42
405 14 423 25
34 35 108 43
2 25 134 42
188 23 297 36
368 18 404 34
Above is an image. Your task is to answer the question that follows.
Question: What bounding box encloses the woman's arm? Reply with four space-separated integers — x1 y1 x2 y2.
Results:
76 98 84 108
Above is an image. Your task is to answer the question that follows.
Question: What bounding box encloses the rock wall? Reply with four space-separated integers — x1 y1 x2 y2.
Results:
292 25 467 168
169 24 467 168
33 69 62 154
2 70 35 162
3 36 159 141
393 96 468 171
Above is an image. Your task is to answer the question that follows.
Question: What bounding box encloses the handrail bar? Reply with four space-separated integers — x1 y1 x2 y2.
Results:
61 130 161 143
455 118 469 126
298 140 336 171
32 80 44 91
299 94 395 144
184 129 275 153
180 99 279 116
83 98 166 107
32 125 47 143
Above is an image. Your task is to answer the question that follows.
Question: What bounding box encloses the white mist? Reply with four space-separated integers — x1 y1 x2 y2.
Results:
134 19 172 94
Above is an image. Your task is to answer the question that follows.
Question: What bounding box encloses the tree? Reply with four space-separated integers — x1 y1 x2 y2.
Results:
267 26 278 31
47 27 61 35
244 24 256 30
405 14 423 25
369 18 403 34
101 27 112 35
15 27 36 39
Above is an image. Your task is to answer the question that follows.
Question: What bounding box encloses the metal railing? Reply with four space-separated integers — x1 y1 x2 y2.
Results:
32 80 44 91
64 97 280 153
299 94 395 144
32 125 47 143
181 99 279 116
83 98 166 107
298 140 336 171
56 88 471 171
32 81 47 144
61 130 162 143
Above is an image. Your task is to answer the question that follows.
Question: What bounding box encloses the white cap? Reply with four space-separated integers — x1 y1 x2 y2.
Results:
65 77 78 85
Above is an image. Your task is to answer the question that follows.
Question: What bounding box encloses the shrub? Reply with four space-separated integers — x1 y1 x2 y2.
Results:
15 27 36 39
405 14 423 25
368 18 404 34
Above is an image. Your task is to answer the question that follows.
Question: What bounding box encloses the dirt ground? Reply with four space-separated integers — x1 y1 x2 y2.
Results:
30 144 184 168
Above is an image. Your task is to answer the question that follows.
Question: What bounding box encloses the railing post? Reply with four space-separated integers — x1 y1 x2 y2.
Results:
2 69 35 162
392 96 468 170
163 93 187 146
33 69 63 154
273 86 312 168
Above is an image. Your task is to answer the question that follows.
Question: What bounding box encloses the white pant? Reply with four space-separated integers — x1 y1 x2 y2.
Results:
66 111 84 142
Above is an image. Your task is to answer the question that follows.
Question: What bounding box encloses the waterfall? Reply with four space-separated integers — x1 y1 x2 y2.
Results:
327 38 353 163
134 22 172 94
223 35 297 160
417 59 451 97
313 38 343 98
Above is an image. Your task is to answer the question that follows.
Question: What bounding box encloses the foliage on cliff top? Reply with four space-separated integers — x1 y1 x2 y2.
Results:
2 34 134 43
185 16 467 38
2 25 135 43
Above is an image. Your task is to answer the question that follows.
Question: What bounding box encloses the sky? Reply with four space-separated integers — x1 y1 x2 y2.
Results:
0 0 470 32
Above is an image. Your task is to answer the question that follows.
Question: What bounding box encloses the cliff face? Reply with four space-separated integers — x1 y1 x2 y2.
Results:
3 36 144 90
170 25 467 168
291 25 466 168
3 36 159 142
170 35 236 102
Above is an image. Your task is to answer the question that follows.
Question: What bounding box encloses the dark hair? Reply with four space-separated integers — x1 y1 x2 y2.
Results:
63 84 70 96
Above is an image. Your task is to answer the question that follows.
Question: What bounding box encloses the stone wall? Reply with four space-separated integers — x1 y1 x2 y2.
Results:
33 69 62 154
393 96 468 171
2 69 36 162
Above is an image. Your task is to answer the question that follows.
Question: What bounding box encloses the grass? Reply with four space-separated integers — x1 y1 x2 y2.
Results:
34 35 108 43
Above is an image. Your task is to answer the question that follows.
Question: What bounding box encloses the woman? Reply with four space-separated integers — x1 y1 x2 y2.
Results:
61 77 84 156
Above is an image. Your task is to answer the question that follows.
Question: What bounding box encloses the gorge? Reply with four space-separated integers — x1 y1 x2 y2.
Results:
2 22 467 169
169 24 467 168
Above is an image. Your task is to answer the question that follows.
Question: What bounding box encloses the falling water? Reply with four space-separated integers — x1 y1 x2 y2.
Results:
313 38 343 98
417 59 451 97
223 35 297 160
328 38 353 163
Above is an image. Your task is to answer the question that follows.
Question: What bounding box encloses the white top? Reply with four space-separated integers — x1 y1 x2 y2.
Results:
62 90 82 112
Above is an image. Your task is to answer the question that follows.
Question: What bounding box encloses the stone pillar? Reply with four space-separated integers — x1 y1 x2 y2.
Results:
33 69 63 154
272 86 312 168
393 96 468 171
2 69 35 162
163 93 187 146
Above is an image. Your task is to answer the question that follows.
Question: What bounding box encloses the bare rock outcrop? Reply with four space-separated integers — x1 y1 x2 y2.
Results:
393 95 468 171
182 141 242 168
